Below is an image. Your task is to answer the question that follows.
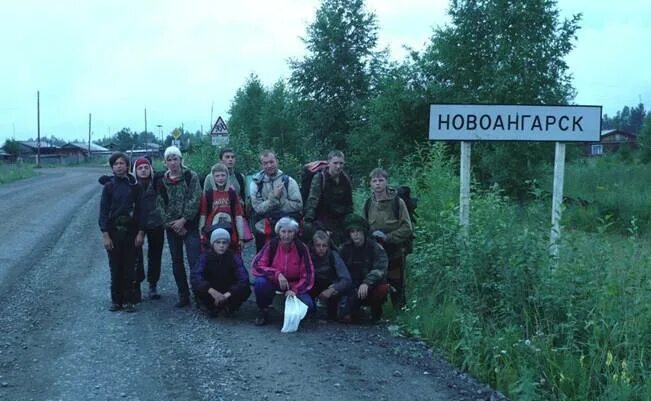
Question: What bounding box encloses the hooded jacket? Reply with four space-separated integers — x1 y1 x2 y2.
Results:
249 169 302 222
98 173 144 233
365 188 413 255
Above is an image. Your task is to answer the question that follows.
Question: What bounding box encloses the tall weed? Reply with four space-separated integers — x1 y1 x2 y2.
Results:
397 144 651 401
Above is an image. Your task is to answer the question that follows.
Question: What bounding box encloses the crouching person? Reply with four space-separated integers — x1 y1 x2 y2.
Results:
191 228 251 317
251 217 315 326
339 214 389 323
309 230 351 320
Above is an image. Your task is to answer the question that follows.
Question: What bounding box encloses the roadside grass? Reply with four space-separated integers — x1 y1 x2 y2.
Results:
391 144 651 401
0 164 36 184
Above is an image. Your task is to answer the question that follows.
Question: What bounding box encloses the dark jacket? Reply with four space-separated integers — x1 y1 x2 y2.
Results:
339 238 388 287
310 249 352 292
191 249 250 296
137 179 164 230
98 173 143 233
304 171 353 222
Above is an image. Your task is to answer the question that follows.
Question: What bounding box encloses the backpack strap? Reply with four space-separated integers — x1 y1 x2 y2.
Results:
228 187 237 222
363 198 371 220
235 171 245 200
392 196 400 220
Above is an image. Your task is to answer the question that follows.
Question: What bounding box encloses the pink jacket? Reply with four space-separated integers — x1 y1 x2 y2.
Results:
251 239 314 294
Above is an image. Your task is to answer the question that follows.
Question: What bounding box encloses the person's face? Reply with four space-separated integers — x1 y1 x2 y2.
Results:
136 163 151 179
279 227 296 244
213 170 228 187
328 156 344 177
165 155 182 174
211 239 229 255
112 158 128 176
221 152 236 169
313 239 329 257
350 229 365 246
261 154 278 176
370 175 387 194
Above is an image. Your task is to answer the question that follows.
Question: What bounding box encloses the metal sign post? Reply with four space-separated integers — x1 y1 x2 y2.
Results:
429 104 601 258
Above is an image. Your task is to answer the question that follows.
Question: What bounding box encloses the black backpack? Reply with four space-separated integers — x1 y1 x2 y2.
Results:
300 160 329 202
363 185 418 253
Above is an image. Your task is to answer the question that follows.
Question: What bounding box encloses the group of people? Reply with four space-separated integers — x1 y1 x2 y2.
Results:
98 146 413 326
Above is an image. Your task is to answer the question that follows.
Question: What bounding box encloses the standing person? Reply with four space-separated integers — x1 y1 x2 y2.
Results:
199 163 245 254
249 150 302 251
157 146 201 308
132 157 165 301
303 150 353 246
251 217 314 326
191 228 251 318
363 168 413 309
202 147 246 206
98 152 144 313
308 230 352 320
339 214 389 323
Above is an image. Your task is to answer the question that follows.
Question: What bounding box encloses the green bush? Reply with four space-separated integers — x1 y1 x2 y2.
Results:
0 163 36 183
396 144 651 401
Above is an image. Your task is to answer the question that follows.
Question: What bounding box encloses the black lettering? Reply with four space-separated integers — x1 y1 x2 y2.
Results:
521 114 531 130
507 114 519 130
573 116 584 131
438 114 450 130
467 114 477 130
493 115 504 130
480 114 491 130
545 115 557 130
559 116 569 131
452 114 464 130
532 116 543 131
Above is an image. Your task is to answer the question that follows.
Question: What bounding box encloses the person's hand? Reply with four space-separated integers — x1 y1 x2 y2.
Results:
171 218 187 233
277 273 289 291
135 231 145 247
285 290 296 297
371 230 387 241
238 240 245 249
209 288 226 305
102 233 114 251
273 183 284 199
357 283 369 300
319 287 336 301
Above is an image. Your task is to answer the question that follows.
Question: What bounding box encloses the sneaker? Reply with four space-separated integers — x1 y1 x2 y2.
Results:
148 285 161 300
109 303 123 312
254 308 269 326
175 297 190 308
124 303 136 313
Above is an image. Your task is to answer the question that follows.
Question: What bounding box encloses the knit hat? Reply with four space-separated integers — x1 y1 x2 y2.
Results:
210 228 231 244
164 146 183 160
344 214 369 233
275 217 300 234
132 157 152 177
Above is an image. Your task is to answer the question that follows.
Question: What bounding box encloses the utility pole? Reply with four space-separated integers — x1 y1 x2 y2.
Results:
144 108 148 154
36 90 41 168
210 101 214 131
88 113 92 162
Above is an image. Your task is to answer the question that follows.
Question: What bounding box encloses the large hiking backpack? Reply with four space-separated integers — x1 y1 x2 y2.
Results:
300 160 329 202
363 185 418 253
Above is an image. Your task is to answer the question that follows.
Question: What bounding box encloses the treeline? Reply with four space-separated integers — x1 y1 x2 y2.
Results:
224 0 582 199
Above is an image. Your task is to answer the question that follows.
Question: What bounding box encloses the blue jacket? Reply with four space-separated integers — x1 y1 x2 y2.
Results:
191 249 250 296
98 173 144 232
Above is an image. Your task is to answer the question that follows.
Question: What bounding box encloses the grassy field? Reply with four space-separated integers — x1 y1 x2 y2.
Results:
0 164 36 184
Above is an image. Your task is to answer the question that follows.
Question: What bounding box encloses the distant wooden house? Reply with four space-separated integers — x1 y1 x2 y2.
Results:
16 141 62 164
60 142 111 163
583 129 637 156
0 148 13 163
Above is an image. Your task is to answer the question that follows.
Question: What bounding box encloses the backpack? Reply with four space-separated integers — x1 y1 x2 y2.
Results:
300 160 329 202
363 185 418 253
203 187 239 236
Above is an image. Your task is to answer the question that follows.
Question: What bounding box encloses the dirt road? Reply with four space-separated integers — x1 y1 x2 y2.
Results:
0 167 500 401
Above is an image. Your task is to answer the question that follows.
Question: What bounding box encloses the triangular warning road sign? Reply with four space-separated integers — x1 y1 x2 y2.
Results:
211 116 228 135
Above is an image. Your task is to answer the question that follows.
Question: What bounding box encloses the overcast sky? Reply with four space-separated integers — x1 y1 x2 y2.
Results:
1 0 649 144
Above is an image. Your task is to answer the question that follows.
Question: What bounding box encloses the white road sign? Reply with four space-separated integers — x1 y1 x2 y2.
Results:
429 104 601 142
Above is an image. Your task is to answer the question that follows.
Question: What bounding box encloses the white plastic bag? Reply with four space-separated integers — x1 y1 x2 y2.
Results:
281 295 308 333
